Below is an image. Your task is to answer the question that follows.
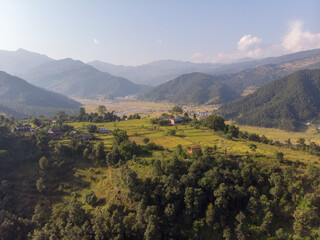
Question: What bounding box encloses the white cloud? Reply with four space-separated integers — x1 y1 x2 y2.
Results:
156 39 162 44
211 34 263 63
93 38 100 45
282 20 320 52
191 20 320 64
237 34 262 52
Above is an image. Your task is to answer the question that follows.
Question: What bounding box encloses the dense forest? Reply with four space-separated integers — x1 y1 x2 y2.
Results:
0 71 81 117
142 73 239 105
1 112 320 240
218 69 320 131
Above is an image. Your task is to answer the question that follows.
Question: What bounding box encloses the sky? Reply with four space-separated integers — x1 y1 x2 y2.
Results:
0 0 320 65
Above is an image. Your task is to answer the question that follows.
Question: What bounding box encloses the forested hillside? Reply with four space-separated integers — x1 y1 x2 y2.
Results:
0 71 81 117
143 72 239 105
22 58 148 99
1 113 320 239
218 69 320 131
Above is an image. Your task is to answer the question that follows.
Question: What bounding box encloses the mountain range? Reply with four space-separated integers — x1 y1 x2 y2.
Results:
0 71 81 118
142 72 239 105
88 59 221 86
89 48 320 86
218 69 320 131
1 48 320 120
0 48 53 75
142 49 320 105
21 58 148 99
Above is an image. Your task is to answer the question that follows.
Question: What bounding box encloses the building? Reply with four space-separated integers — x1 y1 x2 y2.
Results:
77 133 93 140
48 128 63 138
170 118 184 125
188 145 202 154
99 128 112 134
13 124 32 132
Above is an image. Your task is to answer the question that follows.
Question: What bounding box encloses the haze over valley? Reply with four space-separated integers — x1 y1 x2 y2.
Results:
1 1 320 240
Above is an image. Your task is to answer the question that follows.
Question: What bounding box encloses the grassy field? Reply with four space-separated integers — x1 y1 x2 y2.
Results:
232 123 320 145
73 98 218 118
51 117 320 213
68 118 320 166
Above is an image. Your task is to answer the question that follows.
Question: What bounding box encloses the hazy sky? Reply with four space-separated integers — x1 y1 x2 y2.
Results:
0 0 320 65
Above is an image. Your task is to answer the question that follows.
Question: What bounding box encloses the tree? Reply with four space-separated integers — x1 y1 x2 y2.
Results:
86 124 98 133
228 125 239 138
285 138 292 148
143 138 150 144
167 129 176 136
84 191 98 206
36 178 46 192
235 211 247 240
205 115 226 132
96 105 107 117
36 131 50 156
172 105 183 114
32 202 51 227
94 142 106 163
205 203 215 228
56 110 68 126
39 156 49 171
293 196 319 237
297 138 306 150
249 143 257 153
144 215 161 240
112 130 129 145
275 151 284 162
33 118 42 127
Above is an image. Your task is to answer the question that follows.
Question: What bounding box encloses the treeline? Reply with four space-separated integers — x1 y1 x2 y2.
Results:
218 69 320 131
1 114 320 239
29 144 320 239
203 115 320 156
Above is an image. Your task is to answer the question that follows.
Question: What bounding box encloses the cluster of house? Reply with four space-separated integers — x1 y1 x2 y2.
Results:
185 110 210 119
12 124 112 141
13 124 35 133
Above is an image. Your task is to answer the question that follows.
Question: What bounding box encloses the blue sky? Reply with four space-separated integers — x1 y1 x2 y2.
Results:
0 0 319 65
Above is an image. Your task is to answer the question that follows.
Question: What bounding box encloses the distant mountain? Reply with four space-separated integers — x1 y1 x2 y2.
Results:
0 104 23 119
219 54 320 96
142 72 239 105
0 71 82 117
207 48 320 75
22 58 147 99
0 48 53 75
89 49 320 86
88 60 221 86
142 52 320 105
218 69 320 131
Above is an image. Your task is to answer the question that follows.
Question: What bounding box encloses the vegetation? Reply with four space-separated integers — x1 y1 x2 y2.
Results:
0 70 81 117
23 58 147 99
1 113 320 239
143 73 239 105
219 69 320 131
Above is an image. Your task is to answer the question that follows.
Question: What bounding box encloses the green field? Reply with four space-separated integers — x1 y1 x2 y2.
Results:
68 118 320 167
233 123 320 145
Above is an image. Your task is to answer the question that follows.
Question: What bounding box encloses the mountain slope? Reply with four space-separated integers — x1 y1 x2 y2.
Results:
142 72 239 105
22 59 147 99
89 49 320 86
218 69 320 131
0 71 82 117
0 48 53 75
0 104 24 118
88 60 221 86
